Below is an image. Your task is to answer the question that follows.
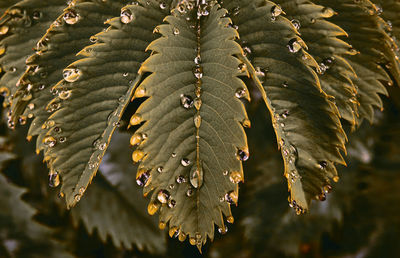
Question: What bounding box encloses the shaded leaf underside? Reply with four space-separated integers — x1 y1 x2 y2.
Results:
223 0 346 211
133 3 248 248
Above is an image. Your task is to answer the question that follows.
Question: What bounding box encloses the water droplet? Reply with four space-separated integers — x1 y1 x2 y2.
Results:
242 119 251 128
236 148 249 161
147 202 159 215
287 38 302 53
159 2 167 9
159 221 166 230
54 127 61 133
0 25 9 35
318 192 326 201
134 87 146 98
168 199 176 208
194 55 201 65
63 68 81 82
43 136 56 147
218 226 228 234
333 176 339 182
136 169 150 186
255 67 267 83
132 150 145 162
171 153 177 158
74 194 81 202
157 166 164 173
180 94 194 109
271 5 282 19
189 237 196 245
63 10 79 25
227 216 234 224
157 189 170 204
229 171 243 184
32 11 41 20
181 158 190 167
121 9 133 24
238 63 247 73
223 170 228 176
194 98 202 110
282 81 288 88
291 19 301 30
59 136 66 143
318 161 328 169
321 7 335 18
0 87 10 97
194 114 201 128
59 90 71 100
193 66 203 79
323 184 332 193
122 72 129 77
186 188 193 197
130 114 142 126
130 133 142 146
235 88 246 99
49 171 60 187
190 167 203 189
173 27 180 35
225 191 238 205
176 175 185 184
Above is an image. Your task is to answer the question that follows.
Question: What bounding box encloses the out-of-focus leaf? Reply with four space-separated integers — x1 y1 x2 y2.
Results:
0 0 19 15
71 131 166 254
131 2 248 250
40 0 172 208
0 0 67 113
10 0 127 146
274 0 358 125
223 0 346 212
316 0 399 122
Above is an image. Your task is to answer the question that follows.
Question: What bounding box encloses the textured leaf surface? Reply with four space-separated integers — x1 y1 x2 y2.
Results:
316 0 399 122
42 0 172 208
0 0 67 112
274 0 358 125
223 0 346 212
10 0 127 148
71 131 166 253
131 3 248 249
0 0 19 14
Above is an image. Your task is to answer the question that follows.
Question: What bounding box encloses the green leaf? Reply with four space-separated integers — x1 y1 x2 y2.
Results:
71 131 166 253
223 0 346 212
0 0 67 114
10 0 127 150
0 0 19 14
131 3 248 250
41 0 172 208
273 0 359 125
316 0 399 122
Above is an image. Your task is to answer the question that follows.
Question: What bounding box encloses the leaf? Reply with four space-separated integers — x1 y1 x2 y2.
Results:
273 0 359 125
71 131 166 254
223 0 346 212
315 0 399 122
0 0 67 114
10 0 127 148
41 0 172 208
131 3 248 250
0 0 19 14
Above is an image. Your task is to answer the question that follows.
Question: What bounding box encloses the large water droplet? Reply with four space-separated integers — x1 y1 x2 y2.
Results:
190 167 203 188
194 114 201 128
235 88 246 99
63 10 79 25
0 25 9 35
159 2 167 9
218 226 228 235
132 150 145 162
130 114 142 126
176 175 186 184
130 133 142 146
63 68 81 82
147 202 159 215
271 5 282 19
43 136 56 147
168 199 176 208
291 19 301 30
59 90 71 100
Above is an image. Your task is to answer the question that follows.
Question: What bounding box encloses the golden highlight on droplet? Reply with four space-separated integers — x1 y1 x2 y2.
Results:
0 86 10 97
333 176 340 183
189 237 196 246
169 227 178 238
132 150 145 163
134 87 146 98
130 133 142 146
158 221 166 230
227 215 234 224
229 191 238 205
129 114 142 127
147 202 159 215
178 232 186 242
242 118 251 128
